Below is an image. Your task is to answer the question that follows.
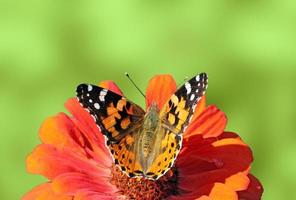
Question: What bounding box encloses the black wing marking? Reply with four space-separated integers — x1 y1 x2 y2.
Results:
76 84 145 143
161 73 208 134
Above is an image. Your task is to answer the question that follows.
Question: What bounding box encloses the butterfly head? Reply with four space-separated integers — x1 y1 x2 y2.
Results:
146 75 177 110
144 103 160 129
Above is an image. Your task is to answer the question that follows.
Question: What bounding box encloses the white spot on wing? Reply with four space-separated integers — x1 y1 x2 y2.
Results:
99 89 108 101
94 103 100 109
88 85 93 91
190 93 195 101
185 82 191 94
89 99 93 103
196 75 200 82
101 89 108 95
99 95 105 101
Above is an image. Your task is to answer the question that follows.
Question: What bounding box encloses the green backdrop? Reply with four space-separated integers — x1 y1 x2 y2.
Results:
1 1 295 199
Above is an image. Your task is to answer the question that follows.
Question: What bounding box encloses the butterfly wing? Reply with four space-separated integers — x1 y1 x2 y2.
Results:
107 132 145 177
76 84 145 143
76 84 146 177
145 73 208 179
163 72 208 134
145 128 181 179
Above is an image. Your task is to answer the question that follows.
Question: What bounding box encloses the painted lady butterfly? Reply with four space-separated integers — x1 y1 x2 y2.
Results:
76 73 208 180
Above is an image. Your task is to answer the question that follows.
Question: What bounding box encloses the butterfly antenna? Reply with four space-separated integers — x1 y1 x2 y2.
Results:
125 72 146 98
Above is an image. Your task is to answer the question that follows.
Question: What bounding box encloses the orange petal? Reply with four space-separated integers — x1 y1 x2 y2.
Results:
44 100 112 166
98 81 123 96
209 183 238 200
185 105 227 139
22 183 72 200
39 113 84 154
212 138 247 148
145 74 177 110
26 144 112 180
225 169 250 192
170 194 212 200
172 182 238 200
52 172 117 195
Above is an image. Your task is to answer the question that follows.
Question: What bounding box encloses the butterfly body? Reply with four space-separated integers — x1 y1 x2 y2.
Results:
135 103 166 174
139 105 158 158
76 73 208 180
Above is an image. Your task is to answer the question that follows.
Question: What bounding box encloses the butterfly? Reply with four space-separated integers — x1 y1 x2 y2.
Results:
76 73 208 180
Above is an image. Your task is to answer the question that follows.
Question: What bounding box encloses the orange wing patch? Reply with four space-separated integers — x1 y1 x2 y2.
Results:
145 131 182 180
107 134 144 177
120 117 131 129
161 95 190 133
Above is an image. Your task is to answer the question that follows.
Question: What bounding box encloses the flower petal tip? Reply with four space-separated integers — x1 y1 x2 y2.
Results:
145 74 177 109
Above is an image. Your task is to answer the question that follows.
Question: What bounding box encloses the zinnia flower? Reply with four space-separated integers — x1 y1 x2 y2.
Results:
23 74 263 200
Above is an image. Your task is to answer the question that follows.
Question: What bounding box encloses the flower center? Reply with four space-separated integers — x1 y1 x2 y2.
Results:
110 165 179 200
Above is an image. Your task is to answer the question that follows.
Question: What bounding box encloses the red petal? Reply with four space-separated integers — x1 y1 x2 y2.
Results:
177 132 253 198
22 183 72 200
185 105 227 139
145 74 177 110
237 174 264 200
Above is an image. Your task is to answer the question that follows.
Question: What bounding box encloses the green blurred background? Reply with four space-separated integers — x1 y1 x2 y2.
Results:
1 0 295 199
